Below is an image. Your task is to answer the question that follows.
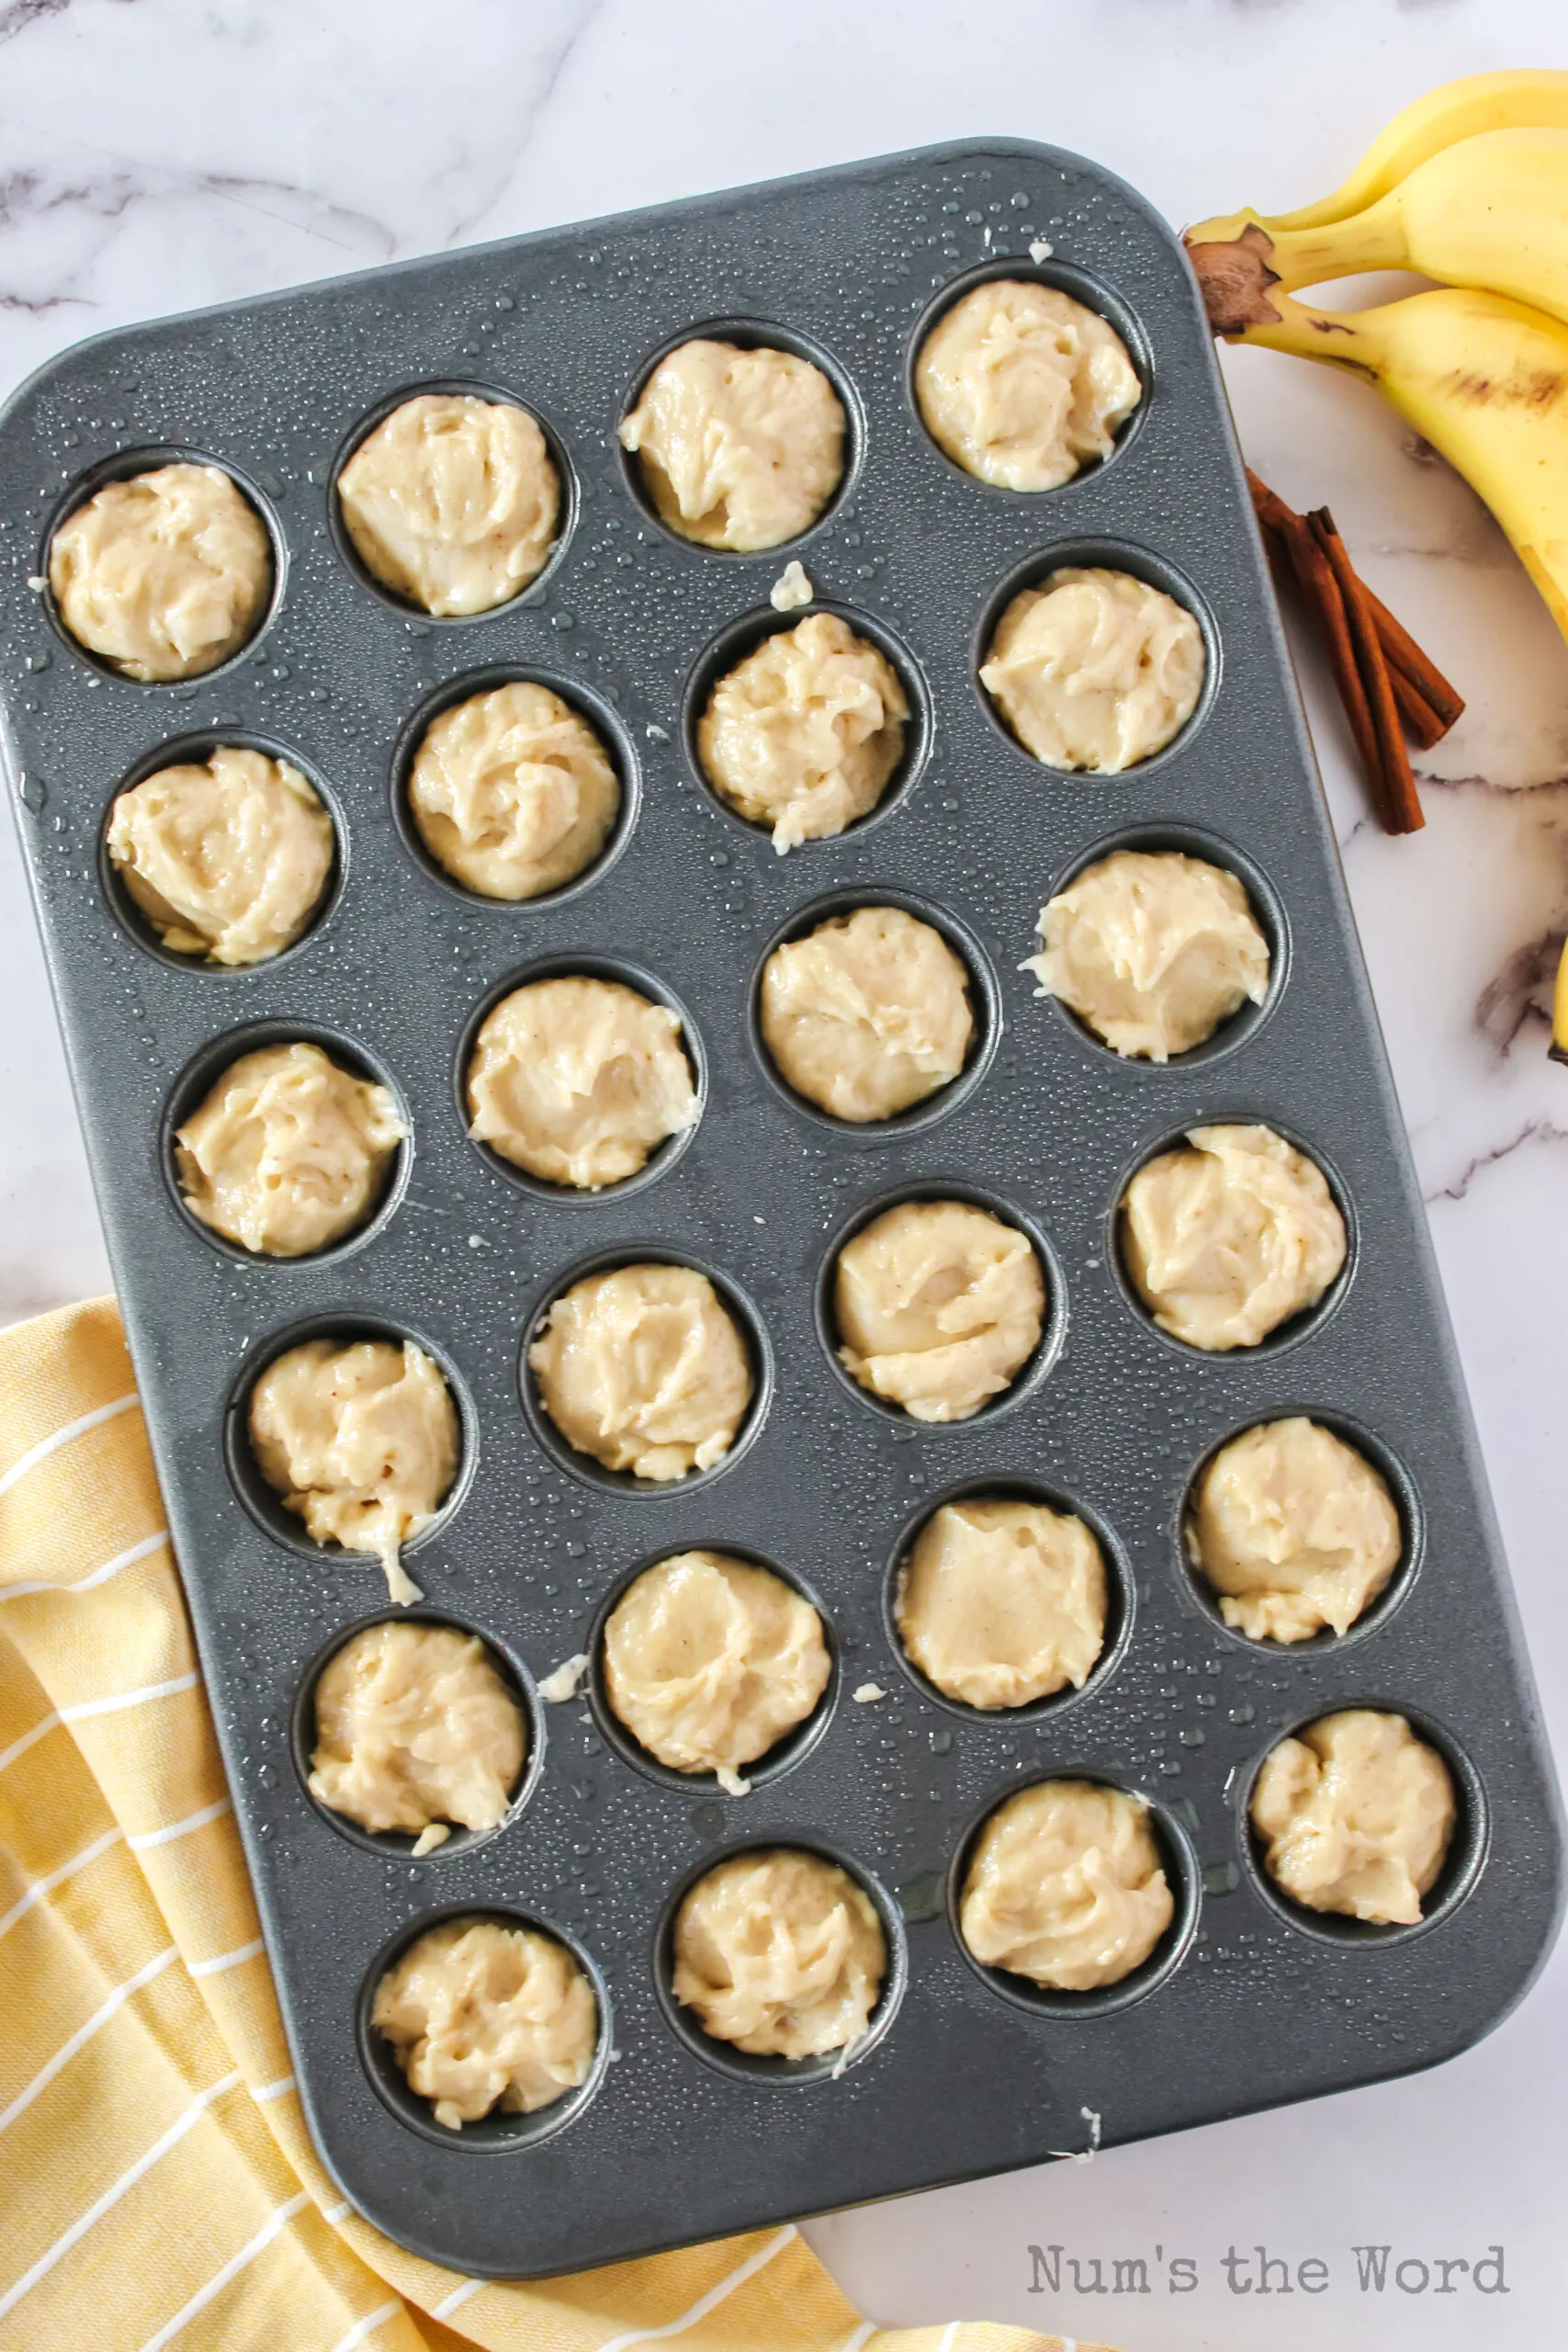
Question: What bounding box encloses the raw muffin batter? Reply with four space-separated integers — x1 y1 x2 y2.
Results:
835 1199 1044 1422
698 613 908 853
466 976 698 1189
175 1041 404 1258
915 279 1142 491
603 1551 829 1792
960 1780 1175 1991
407 681 619 900
373 1917 596 2128
1189 1418 1402 1644
1251 1709 1457 1927
337 393 558 616
1025 848 1269 1061
761 905 974 1122
1121 1124 1347 1351
49 462 271 682
770 559 813 611
619 338 845 550
529 1263 753 1481
309 1622 525 1842
248 1336 458 1604
897 1496 1108 1710
107 745 333 966
671 1848 886 2058
980 568 1204 772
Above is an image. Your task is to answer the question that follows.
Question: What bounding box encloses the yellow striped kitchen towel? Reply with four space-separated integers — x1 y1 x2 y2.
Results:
0 1296 1111 2352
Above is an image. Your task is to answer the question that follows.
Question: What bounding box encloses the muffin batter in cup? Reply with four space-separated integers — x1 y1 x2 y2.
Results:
761 905 974 1121
699 613 908 853
1025 848 1269 1060
897 1496 1108 1710
466 976 698 1190
373 1917 597 2128
50 462 272 682
407 681 619 900
1121 1123 1346 1351
529 1262 753 1481
916 279 1141 491
309 1621 525 1849
337 392 559 616
107 746 333 966
1251 1710 1457 1927
981 567 1204 772
1189 1418 1402 1644
671 1848 886 2058
175 1040 403 1258
248 1336 458 1604
619 338 845 550
604 1551 829 1792
834 1199 1044 1422
960 1780 1174 1991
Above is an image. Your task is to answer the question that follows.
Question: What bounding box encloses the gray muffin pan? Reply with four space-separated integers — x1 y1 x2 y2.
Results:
1 139 1562 2279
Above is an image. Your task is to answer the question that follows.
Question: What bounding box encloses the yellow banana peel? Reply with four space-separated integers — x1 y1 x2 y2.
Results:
1189 128 1568 332
1246 67 1568 232
1189 75 1568 1063
1206 282 1568 642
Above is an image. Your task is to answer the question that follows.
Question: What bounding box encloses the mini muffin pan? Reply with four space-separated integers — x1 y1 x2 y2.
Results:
1 139 1562 2278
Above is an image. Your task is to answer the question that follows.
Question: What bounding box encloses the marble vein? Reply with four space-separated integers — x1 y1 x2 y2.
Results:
431 0 610 252
1425 1115 1568 1204
0 0 76 51
1473 928 1566 1061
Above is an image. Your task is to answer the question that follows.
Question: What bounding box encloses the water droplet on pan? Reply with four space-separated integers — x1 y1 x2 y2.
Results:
897 1870 945 1922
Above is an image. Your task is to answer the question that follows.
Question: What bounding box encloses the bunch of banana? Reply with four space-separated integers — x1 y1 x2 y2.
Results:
1184 70 1568 1063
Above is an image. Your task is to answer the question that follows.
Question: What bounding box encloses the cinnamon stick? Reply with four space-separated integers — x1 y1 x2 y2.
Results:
1310 508 1426 834
1268 503 1393 826
1388 662 1450 752
1246 468 1297 539
1358 586 1465 733
1257 496 1450 749
1247 471 1463 738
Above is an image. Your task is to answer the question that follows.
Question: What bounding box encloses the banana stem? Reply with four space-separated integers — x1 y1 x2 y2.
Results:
1185 214 1404 334
1192 269 1385 376
1262 208 1405 289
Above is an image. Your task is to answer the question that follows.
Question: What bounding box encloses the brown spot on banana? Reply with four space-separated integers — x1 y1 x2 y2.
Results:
1440 367 1568 413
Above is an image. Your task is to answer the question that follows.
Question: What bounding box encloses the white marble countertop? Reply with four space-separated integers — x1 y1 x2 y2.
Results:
2 4 1565 2345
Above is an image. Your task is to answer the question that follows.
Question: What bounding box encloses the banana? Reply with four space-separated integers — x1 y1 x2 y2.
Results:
1236 67 1568 234
1189 73 1568 1067
1209 282 1568 639
1189 129 1568 333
